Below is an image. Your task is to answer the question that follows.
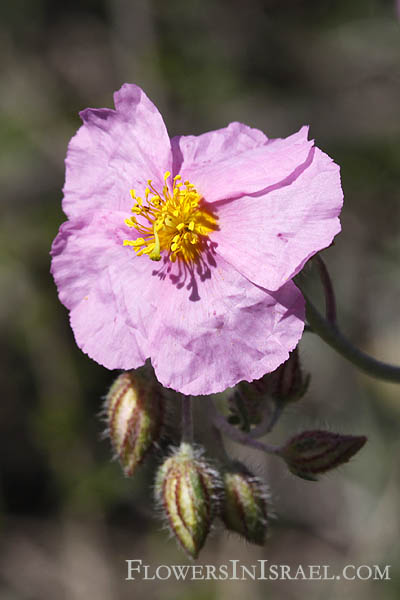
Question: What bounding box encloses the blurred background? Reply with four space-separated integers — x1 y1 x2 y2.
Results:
1 0 400 598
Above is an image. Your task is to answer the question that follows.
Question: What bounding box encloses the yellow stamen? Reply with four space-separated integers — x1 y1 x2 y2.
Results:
123 172 217 264
148 226 161 261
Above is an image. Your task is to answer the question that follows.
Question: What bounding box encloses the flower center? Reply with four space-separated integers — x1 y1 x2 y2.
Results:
123 172 217 263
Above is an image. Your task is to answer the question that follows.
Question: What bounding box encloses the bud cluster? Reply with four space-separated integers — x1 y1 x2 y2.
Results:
101 356 368 559
154 448 270 554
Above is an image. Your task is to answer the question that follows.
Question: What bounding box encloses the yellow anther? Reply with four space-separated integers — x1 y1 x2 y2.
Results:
123 174 217 263
148 226 161 261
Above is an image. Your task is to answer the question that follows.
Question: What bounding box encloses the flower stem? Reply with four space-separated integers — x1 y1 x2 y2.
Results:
297 282 400 384
181 395 194 443
313 255 337 325
211 400 280 455
211 424 231 463
248 402 283 439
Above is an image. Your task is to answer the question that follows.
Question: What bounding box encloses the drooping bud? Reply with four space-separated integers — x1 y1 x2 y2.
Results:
227 388 265 431
220 464 268 546
105 370 163 476
279 430 367 481
232 349 309 431
267 348 310 404
154 443 218 558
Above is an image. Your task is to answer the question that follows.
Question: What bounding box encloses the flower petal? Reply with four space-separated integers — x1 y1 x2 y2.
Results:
51 209 154 369
51 209 133 311
141 256 305 395
63 84 172 219
172 125 313 203
69 268 149 371
171 121 268 174
211 147 343 291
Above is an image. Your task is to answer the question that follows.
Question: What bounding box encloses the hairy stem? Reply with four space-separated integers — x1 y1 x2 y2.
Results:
181 395 194 443
211 400 280 455
249 402 284 439
297 281 400 384
211 424 232 463
314 254 337 325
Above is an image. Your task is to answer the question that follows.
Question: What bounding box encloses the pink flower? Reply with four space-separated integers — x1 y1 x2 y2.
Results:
51 84 343 395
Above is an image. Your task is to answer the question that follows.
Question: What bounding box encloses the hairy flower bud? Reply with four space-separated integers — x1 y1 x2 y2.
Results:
154 443 218 558
268 348 310 404
233 349 309 431
228 388 265 430
280 430 367 481
221 464 268 546
105 370 163 476
243 348 309 403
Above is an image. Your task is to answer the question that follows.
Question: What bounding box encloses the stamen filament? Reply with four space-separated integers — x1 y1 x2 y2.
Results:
123 171 217 263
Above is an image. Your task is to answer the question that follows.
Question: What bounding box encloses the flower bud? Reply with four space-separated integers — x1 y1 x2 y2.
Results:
280 430 367 481
221 464 268 546
105 370 163 476
267 348 310 404
228 388 264 430
154 443 218 558
234 349 309 430
244 348 309 404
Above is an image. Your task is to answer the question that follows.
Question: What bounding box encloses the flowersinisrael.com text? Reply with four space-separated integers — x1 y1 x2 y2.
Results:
125 559 391 582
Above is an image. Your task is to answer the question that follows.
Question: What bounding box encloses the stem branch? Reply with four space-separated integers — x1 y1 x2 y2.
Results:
211 401 280 455
314 255 337 324
297 282 400 383
249 402 283 438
